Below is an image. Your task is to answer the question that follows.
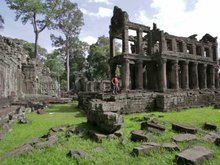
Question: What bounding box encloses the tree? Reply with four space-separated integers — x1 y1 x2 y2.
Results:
87 36 121 80
50 0 84 91
5 0 58 58
0 14 4 29
12 38 48 59
45 50 65 89
69 40 89 88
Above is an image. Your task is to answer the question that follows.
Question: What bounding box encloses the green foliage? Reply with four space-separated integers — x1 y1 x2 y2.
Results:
44 49 65 81
5 0 59 58
87 36 110 80
0 14 4 29
50 0 84 91
23 42 47 59
86 36 121 80
1 105 220 164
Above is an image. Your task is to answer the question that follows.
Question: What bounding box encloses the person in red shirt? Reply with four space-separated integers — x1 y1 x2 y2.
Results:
112 75 120 95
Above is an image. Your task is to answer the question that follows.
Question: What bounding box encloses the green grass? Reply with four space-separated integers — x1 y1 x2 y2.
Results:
0 103 220 165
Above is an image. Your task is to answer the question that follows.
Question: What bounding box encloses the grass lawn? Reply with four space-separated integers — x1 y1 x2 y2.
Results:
0 102 220 165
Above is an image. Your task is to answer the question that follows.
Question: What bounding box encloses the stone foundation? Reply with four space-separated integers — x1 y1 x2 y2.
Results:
79 90 218 114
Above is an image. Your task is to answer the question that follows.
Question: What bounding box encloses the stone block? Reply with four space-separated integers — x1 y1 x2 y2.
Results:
141 120 165 133
131 130 150 142
172 123 198 134
176 146 214 164
132 143 160 156
202 132 219 143
161 142 180 151
67 149 87 159
203 122 217 131
7 144 33 157
172 133 198 142
214 136 220 146
88 130 107 143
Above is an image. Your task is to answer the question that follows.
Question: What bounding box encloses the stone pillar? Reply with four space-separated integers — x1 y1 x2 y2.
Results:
192 62 199 89
182 61 189 89
137 28 143 54
122 59 130 90
201 46 204 57
110 35 115 58
215 67 219 89
161 35 167 52
182 42 187 54
172 60 179 90
158 59 167 92
192 44 196 55
209 45 213 59
202 64 207 89
210 66 215 89
122 26 129 54
172 38 177 52
137 60 143 89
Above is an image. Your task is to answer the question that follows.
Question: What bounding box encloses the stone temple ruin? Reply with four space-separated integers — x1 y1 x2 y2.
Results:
78 6 220 137
0 35 61 140
0 35 59 101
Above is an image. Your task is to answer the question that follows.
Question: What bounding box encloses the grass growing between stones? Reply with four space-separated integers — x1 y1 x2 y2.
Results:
0 104 220 165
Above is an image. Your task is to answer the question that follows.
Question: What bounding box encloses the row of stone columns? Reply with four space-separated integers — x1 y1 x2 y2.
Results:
159 59 218 91
113 58 219 92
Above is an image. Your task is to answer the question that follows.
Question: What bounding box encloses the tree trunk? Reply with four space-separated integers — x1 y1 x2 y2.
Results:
66 49 70 91
34 32 39 58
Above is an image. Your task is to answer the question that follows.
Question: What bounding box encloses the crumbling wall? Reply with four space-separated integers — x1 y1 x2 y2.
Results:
0 35 59 99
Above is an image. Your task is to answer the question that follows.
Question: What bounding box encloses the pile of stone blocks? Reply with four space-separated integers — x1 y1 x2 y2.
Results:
87 99 123 134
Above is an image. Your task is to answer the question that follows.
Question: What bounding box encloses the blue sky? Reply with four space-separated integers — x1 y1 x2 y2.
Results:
0 0 220 53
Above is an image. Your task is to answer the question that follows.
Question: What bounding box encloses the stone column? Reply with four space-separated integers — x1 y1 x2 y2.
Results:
158 59 167 92
202 64 207 89
181 61 189 89
110 35 115 58
192 44 196 55
137 60 143 89
172 60 179 90
161 35 167 52
172 38 177 52
201 46 204 57
182 42 187 54
192 62 199 89
209 45 213 59
122 59 130 90
137 28 143 54
215 67 219 89
122 26 129 54
210 66 215 89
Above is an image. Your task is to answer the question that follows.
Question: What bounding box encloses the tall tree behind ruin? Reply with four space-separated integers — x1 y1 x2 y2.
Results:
50 0 84 91
87 36 121 80
0 14 4 29
5 0 58 58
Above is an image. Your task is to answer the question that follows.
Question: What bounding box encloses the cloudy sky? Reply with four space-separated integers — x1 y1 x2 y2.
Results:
0 0 220 53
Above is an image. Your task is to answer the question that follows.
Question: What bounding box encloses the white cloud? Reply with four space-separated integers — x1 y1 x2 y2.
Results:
81 35 97 45
89 0 113 5
82 7 112 18
135 0 220 42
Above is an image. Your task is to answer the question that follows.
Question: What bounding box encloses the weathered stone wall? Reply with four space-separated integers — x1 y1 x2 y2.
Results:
0 35 59 100
156 91 215 112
